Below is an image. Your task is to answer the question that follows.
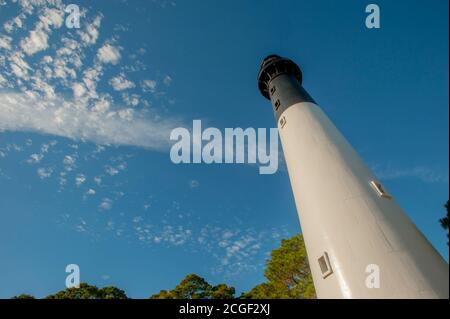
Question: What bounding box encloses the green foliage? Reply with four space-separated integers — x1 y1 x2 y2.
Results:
150 289 174 299
99 286 129 299
210 283 235 299
11 294 35 299
45 283 128 299
240 283 274 299
150 274 235 299
172 274 212 299
242 234 315 299
440 200 449 245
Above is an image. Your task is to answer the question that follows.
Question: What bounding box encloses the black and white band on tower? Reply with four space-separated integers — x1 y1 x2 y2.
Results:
257 54 449 298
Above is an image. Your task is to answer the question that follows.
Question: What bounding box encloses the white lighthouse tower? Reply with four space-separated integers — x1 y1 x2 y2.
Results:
258 55 449 298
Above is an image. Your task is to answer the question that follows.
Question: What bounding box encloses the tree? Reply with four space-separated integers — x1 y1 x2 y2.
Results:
172 274 212 299
440 200 449 245
99 286 129 299
150 289 174 299
11 294 35 299
241 283 274 299
210 283 235 299
46 283 128 299
150 274 235 299
242 234 315 299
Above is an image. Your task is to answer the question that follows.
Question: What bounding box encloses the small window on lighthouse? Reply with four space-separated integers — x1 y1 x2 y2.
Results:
270 86 276 95
280 116 286 128
370 181 392 199
318 252 333 278
274 99 281 110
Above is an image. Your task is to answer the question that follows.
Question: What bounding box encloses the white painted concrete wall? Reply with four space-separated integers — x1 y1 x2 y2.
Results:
278 101 449 298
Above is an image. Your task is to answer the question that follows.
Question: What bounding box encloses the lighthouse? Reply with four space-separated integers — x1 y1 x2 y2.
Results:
257 55 449 298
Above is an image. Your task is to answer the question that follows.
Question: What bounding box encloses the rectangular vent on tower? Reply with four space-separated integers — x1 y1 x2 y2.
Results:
274 99 281 110
318 252 333 278
370 181 392 199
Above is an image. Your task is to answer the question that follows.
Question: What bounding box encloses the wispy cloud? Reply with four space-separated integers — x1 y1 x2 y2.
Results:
0 0 181 151
141 79 157 93
75 218 88 233
0 91 180 150
97 43 121 65
37 167 53 179
27 153 43 164
109 74 135 91
199 225 291 278
75 173 86 186
99 197 113 210
372 164 448 184
189 179 200 189
86 188 96 196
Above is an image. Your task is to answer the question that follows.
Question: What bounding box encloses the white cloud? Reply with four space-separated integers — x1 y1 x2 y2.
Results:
86 188 96 195
19 8 64 55
195 224 291 277
99 198 113 210
37 167 53 179
138 224 192 246
27 153 43 163
40 140 56 153
163 75 172 86
9 52 31 80
31 76 55 98
17 0 40 14
101 274 110 280
105 166 119 176
0 35 12 50
118 108 134 121
4 14 25 33
122 93 139 106
42 8 64 29
106 166 119 176
0 74 9 88
75 219 88 233
97 44 121 65
94 176 102 185
0 1 180 154
78 15 102 45
82 66 103 98
92 96 110 113
109 74 135 91
142 79 157 92
75 174 86 186
72 82 86 98
189 179 199 189
20 28 49 55
132 216 143 223
0 92 180 151
63 155 76 170
372 164 448 184
105 161 127 176
222 230 234 239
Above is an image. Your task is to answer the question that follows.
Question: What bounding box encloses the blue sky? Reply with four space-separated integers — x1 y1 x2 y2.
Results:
0 0 448 298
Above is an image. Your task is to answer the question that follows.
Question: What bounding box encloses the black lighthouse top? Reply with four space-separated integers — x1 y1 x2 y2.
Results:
257 55 315 122
257 55 303 100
